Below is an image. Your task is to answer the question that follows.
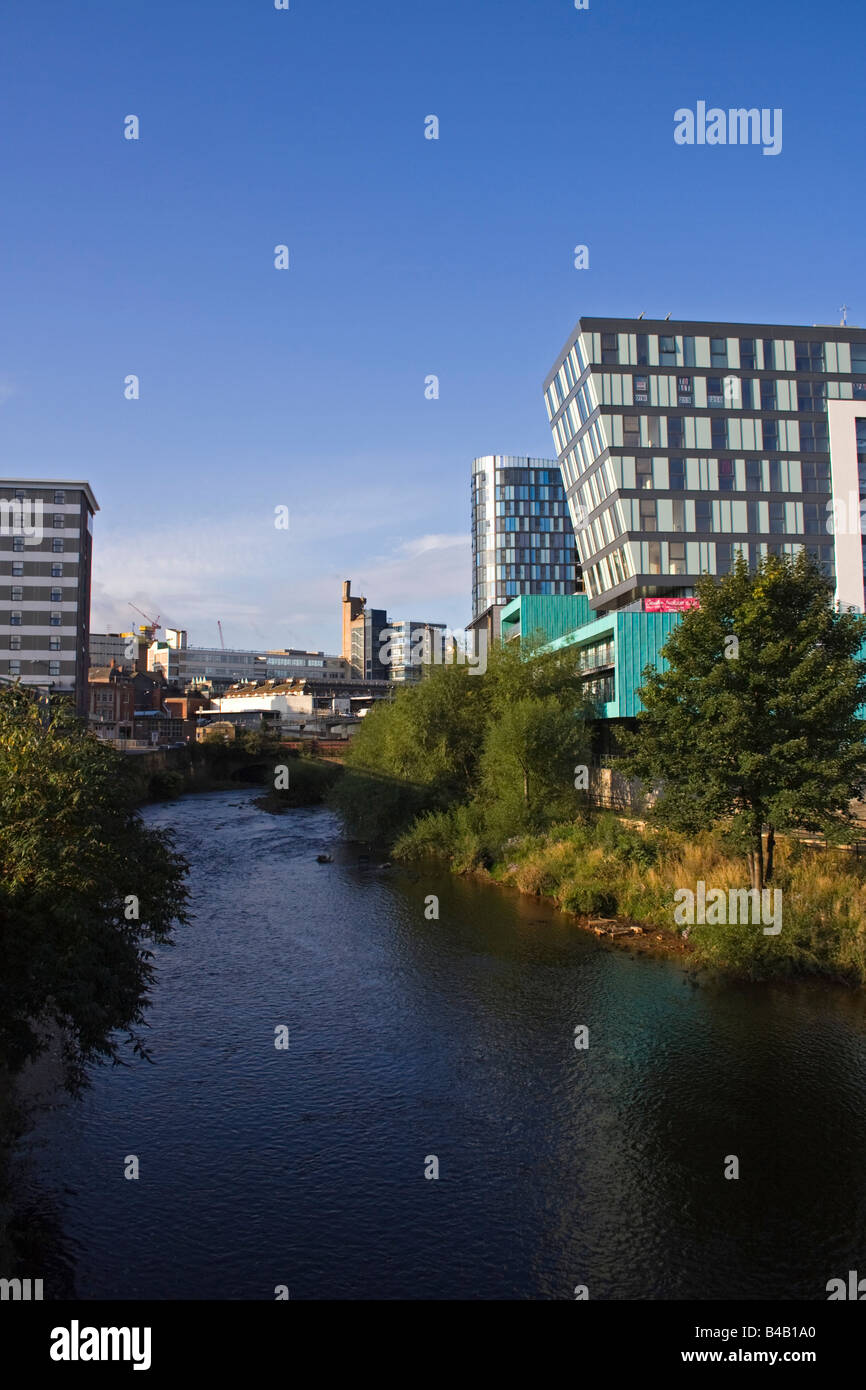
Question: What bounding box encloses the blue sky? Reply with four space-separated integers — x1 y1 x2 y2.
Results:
1 0 862 651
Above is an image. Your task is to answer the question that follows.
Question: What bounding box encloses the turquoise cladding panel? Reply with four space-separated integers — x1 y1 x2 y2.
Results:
516 594 593 644
614 612 682 718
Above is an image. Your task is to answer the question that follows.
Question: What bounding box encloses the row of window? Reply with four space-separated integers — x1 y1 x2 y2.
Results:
8 612 67 626
9 538 72 553
5 660 63 674
6 563 66 578
7 587 65 601
7 489 69 504
8 636 63 650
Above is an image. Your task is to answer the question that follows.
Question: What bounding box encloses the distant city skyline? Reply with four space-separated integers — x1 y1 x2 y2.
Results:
1 0 862 650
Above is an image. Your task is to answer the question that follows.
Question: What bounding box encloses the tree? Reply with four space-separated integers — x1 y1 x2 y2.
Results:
479 694 590 829
620 553 866 889
0 686 189 1089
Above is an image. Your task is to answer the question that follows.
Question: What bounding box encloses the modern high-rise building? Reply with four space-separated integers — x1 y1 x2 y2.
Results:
0 479 98 715
470 454 580 640
543 317 866 614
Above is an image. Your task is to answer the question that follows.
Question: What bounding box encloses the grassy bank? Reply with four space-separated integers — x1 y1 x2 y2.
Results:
393 811 866 983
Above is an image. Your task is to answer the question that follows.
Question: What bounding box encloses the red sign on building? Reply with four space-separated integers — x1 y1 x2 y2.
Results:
643 597 700 613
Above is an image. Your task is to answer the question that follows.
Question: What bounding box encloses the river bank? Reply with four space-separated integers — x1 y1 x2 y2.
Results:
392 811 866 984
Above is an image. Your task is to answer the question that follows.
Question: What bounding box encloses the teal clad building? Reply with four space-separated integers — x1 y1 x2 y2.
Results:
500 593 682 719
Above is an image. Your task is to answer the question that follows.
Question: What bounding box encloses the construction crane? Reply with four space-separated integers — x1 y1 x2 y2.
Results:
127 602 161 640
217 620 225 651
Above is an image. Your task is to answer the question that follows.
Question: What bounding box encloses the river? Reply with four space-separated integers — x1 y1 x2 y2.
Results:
12 787 866 1299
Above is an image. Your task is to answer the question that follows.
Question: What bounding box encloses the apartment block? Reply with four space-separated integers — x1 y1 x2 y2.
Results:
543 317 866 612
0 480 98 715
471 455 580 638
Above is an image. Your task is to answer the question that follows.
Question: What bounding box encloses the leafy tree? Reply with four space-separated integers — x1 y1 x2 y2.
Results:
331 634 595 846
620 553 866 889
0 686 189 1089
479 694 590 829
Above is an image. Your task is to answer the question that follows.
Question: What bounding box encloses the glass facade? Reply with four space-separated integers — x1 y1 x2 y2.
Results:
471 454 580 619
543 319 866 609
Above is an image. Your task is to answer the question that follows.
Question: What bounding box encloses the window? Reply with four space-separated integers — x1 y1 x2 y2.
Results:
852 344 866 373
747 501 760 532
669 541 687 575
53 490 66 505
711 417 727 449
669 457 686 490
668 416 684 448
768 459 783 491
760 379 776 411
710 337 728 367
9 635 21 650
745 459 762 490
647 541 662 573
623 415 640 446
8 661 20 676
802 460 830 492
659 334 677 367
695 498 713 531
762 339 776 370
11 585 23 601
707 377 724 407
639 498 657 532
795 340 824 372
797 382 825 412
12 562 23 577
769 501 786 534
803 502 822 535
672 498 686 531
10 611 22 626
636 457 653 489
683 336 696 367
740 378 754 409
800 420 829 451
763 420 779 450
50 587 62 602
49 636 61 651
740 338 757 369
53 514 64 529
49 661 61 677
636 333 649 366
51 563 62 577
49 612 61 627
52 538 64 552
717 542 735 575
601 332 619 365
718 458 734 491
13 537 24 552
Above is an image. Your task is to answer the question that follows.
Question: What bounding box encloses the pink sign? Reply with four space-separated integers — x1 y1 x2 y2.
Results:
644 597 700 613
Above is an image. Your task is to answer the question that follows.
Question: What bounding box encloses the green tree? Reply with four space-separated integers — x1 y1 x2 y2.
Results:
0 686 189 1089
480 694 590 822
620 553 866 889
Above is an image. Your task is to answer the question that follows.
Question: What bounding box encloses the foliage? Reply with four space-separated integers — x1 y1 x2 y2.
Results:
619 553 866 888
0 686 190 1089
331 637 594 850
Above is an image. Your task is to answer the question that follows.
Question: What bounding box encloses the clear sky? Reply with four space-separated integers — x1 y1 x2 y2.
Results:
1 0 862 652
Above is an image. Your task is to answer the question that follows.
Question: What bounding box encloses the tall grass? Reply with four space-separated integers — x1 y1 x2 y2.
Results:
397 810 866 982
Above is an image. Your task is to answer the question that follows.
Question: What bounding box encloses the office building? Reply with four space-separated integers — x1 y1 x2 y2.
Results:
470 454 580 642
0 479 98 715
543 317 866 612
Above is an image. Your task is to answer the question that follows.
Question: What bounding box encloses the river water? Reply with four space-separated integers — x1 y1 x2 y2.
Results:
13 788 866 1300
